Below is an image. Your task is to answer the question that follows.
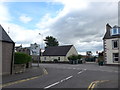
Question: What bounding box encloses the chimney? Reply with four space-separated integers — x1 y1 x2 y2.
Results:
106 23 112 32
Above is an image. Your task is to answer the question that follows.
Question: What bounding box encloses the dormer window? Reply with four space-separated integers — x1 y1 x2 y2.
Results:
111 26 120 35
112 28 117 34
118 28 120 33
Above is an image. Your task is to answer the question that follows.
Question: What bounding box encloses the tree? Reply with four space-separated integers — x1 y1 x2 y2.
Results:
44 36 59 48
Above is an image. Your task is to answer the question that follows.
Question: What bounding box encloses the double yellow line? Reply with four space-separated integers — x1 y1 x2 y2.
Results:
0 68 48 88
88 80 109 90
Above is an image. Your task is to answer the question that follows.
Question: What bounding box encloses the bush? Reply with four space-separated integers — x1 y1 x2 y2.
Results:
53 59 58 63
68 54 78 61
14 52 32 64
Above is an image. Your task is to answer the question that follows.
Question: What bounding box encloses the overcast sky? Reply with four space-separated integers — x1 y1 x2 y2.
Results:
0 0 119 55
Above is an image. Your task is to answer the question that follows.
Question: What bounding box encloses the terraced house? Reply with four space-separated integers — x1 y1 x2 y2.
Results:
103 24 120 65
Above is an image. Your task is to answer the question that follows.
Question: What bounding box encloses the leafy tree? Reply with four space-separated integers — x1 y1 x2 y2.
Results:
44 36 59 48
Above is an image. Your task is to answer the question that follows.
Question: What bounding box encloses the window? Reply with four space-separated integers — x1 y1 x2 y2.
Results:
44 57 46 60
112 40 118 49
111 28 120 35
113 28 117 34
118 28 120 34
58 57 60 60
113 53 119 63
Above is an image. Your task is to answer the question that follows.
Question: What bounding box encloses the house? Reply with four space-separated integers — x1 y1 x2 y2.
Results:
30 43 40 55
0 25 15 75
41 45 78 62
30 43 40 61
103 24 120 65
15 45 30 55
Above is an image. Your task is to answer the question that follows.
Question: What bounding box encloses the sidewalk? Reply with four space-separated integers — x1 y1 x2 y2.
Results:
2 66 44 84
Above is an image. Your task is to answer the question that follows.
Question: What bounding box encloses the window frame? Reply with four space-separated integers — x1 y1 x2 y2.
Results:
112 40 118 49
118 28 120 34
58 57 60 61
113 53 119 63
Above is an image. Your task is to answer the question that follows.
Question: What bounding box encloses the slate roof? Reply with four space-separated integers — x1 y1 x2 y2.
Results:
43 45 73 56
0 25 14 43
103 24 120 40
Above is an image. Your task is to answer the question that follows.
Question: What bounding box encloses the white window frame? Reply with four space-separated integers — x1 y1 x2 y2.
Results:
113 53 119 63
112 40 118 49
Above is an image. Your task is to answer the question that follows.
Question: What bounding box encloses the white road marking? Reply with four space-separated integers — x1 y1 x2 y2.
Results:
78 71 83 74
77 69 87 74
44 75 73 89
65 76 73 80
60 79 66 82
44 82 60 89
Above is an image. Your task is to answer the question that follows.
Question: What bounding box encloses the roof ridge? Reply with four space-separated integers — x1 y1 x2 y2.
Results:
0 25 14 43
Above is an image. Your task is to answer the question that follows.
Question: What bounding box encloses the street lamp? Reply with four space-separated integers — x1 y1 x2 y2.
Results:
38 33 44 67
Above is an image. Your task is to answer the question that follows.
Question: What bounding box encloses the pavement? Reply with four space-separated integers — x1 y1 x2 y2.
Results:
2 66 44 84
1 63 119 89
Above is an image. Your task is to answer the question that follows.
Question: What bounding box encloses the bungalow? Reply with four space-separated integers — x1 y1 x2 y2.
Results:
41 45 78 62
0 25 15 75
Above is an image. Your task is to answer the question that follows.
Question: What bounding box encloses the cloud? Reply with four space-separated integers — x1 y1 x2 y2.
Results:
1 23 50 48
36 1 118 55
0 2 11 23
1 1 118 55
19 14 32 23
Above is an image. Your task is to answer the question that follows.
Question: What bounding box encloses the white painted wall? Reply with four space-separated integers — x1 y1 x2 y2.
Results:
41 56 65 61
105 38 119 64
41 46 78 62
66 46 78 61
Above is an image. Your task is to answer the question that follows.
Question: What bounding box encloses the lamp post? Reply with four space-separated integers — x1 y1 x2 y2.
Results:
38 33 43 67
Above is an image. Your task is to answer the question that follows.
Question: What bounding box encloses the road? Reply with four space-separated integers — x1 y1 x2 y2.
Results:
2 63 119 89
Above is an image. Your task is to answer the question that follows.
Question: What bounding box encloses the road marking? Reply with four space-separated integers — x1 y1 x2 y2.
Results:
78 71 83 74
43 68 48 75
44 75 73 89
44 82 60 89
88 80 109 90
0 68 48 88
65 76 73 80
77 69 87 74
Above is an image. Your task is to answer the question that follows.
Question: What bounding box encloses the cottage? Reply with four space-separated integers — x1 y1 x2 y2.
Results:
103 24 120 65
0 25 15 75
41 45 78 62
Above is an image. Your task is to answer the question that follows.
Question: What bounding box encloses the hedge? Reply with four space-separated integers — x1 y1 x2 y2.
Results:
14 52 32 64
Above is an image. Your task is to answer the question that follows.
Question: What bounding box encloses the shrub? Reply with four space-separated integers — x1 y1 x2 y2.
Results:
14 52 32 64
68 54 78 61
53 59 58 63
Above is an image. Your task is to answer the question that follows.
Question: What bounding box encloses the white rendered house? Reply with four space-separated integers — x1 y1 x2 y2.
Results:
41 45 78 62
103 24 120 65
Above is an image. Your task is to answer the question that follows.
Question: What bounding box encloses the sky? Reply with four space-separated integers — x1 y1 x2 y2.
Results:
0 0 119 55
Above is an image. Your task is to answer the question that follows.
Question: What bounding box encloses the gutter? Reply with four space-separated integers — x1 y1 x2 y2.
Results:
10 42 15 74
